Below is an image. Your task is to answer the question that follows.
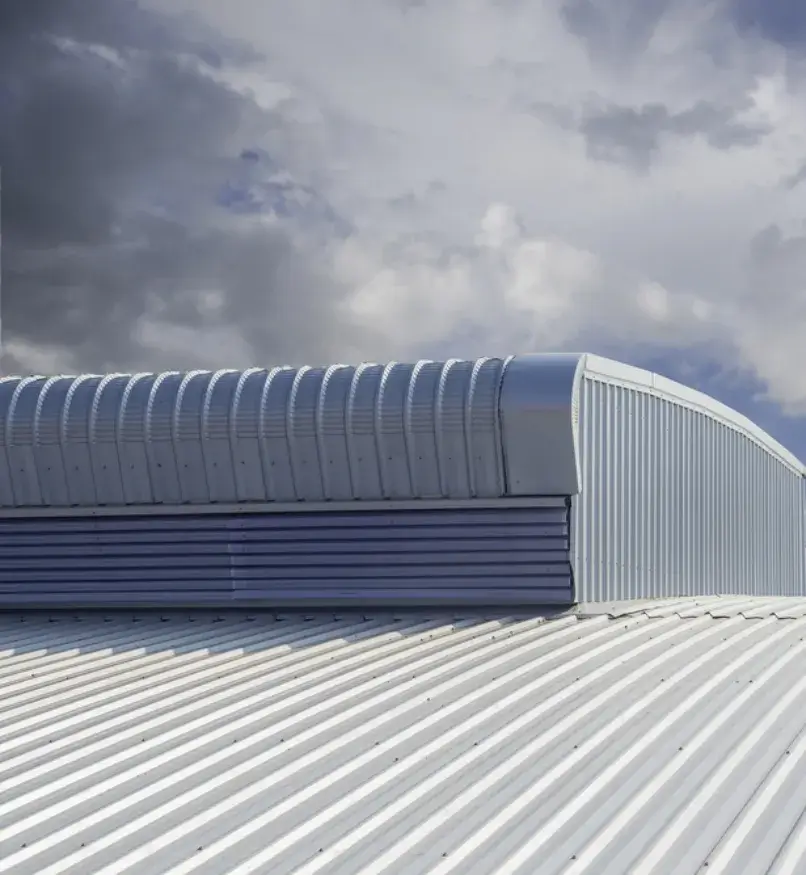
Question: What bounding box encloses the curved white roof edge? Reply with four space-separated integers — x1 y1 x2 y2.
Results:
578 353 804 474
498 353 585 496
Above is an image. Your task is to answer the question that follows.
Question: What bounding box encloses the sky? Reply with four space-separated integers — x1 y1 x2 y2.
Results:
2 0 806 457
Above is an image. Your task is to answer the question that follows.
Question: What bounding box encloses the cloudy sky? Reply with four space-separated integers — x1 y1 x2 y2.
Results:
2 0 806 454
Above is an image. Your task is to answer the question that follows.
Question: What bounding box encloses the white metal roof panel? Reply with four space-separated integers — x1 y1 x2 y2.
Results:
579 594 806 619
2 600 806 874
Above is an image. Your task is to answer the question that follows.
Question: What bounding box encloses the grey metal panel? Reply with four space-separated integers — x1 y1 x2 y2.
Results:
0 359 529 509
261 366 300 501
174 370 214 504
573 373 806 601
230 504 573 605
377 362 416 499
0 376 22 506
33 376 74 507
0 355 595 512
317 365 354 500
4 603 806 874
230 367 281 502
118 373 158 504
348 362 384 498
498 353 584 496
88 373 129 505
201 369 240 502
4 376 45 506
583 354 804 473
145 371 184 505
0 504 573 607
61 375 103 506
0 514 233 607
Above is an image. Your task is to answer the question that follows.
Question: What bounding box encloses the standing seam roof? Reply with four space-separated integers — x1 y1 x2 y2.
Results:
2 600 806 874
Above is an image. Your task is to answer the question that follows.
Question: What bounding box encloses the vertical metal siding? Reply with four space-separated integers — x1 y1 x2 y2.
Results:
0 504 573 607
573 376 806 601
802 475 806 588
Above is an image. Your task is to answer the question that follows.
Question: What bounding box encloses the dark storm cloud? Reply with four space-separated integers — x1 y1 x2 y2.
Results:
728 0 806 48
0 0 351 374
560 0 674 60
563 0 806 61
580 101 770 172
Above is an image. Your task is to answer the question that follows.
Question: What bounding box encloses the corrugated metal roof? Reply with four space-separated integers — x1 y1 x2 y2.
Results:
3 599 806 874
0 358 515 507
580 594 806 619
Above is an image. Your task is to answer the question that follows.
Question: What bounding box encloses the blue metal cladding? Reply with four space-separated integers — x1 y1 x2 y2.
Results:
0 361 512 507
0 503 574 607
572 374 806 601
0 356 585 510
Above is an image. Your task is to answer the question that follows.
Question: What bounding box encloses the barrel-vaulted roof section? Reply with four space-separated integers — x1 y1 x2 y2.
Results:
0 353 800 512
0 356 584 510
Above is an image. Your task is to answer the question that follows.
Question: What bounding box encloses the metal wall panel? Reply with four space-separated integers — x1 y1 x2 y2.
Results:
573 375 806 601
0 503 573 607
497 353 583 495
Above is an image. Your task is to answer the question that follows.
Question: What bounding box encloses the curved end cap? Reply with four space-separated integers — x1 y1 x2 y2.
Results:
499 354 585 496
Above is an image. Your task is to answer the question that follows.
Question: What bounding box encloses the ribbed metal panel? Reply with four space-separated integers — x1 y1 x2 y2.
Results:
4 602 806 874
5 352 806 608
0 504 573 607
573 375 806 601
0 359 513 508
0 355 588 511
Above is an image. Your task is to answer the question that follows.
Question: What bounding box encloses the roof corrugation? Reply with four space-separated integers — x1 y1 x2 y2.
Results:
0 359 512 507
580 594 806 619
2 601 806 874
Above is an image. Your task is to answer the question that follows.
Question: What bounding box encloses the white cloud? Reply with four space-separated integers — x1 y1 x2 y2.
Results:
2 338 79 376
134 0 806 408
337 203 602 349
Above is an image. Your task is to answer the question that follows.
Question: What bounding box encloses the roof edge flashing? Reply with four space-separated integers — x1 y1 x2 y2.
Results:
582 354 804 474
499 353 585 496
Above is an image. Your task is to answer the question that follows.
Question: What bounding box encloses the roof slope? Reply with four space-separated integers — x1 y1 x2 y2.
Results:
2 600 806 874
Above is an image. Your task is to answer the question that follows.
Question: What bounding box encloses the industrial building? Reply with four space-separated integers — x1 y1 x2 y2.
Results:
0 352 803 607
1 352 806 873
